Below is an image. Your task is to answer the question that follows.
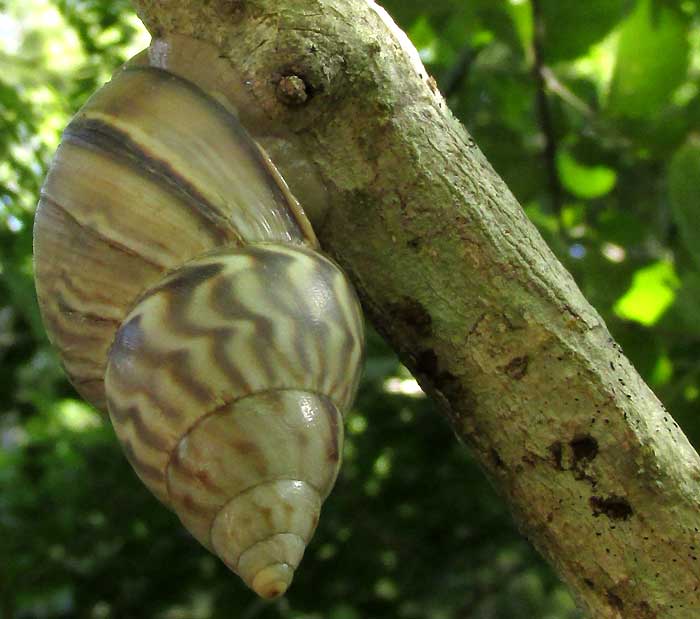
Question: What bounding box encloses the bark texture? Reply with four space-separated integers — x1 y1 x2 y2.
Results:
131 1 700 616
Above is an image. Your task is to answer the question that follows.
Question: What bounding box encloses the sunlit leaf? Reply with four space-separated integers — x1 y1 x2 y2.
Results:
557 150 617 199
614 261 679 326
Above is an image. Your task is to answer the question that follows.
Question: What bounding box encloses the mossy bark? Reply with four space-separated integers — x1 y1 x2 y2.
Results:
132 1 700 616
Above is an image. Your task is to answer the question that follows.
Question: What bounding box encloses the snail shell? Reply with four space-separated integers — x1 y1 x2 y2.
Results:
33 49 364 599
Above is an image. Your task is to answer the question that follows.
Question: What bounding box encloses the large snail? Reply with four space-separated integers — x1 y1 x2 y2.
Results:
33 37 365 599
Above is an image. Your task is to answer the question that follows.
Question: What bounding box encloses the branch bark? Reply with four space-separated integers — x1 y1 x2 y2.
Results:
131 1 700 616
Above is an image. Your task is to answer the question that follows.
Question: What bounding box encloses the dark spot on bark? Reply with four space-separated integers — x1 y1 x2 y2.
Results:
549 441 564 470
407 348 476 430
606 590 624 610
407 237 421 249
521 453 536 468
434 369 477 423
590 495 633 521
415 349 438 375
584 578 594 589
388 297 432 337
490 449 505 470
637 601 656 618
570 435 598 464
504 355 529 380
276 74 310 105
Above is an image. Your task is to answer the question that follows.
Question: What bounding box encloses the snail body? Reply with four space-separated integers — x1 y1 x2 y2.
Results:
33 45 364 599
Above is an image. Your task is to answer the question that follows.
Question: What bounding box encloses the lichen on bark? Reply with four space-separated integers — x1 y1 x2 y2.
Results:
132 1 700 616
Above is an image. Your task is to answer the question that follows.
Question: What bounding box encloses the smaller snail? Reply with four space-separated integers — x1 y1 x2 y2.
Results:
33 39 365 598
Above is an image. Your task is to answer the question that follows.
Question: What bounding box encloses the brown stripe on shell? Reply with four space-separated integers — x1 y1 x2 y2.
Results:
250 246 336 383
107 382 184 425
64 119 240 245
71 377 108 412
121 439 166 487
209 327 252 396
322 399 342 466
39 195 168 270
143 261 225 304
42 312 111 352
299 251 351 400
150 348 214 407
180 492 216 519
336 326 358 406
166 439 241 524
73 376 105 390
255 251 315 379
109 315 214 407
55 292 122 328
212 478 322 529
210 270 296 381
108 403 171 454
209 273 291 384
229 439 270 477
192 467 225 494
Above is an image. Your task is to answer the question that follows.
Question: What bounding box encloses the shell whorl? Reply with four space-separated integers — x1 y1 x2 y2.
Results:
33 54 365 598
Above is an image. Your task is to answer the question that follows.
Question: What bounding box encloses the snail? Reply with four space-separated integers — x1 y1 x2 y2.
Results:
33 37 365 599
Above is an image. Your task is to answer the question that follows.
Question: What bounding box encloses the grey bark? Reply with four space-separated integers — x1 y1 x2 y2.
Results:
131 1 700 616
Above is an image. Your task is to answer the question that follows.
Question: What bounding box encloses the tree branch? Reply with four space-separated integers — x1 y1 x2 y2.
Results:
131 1 700 617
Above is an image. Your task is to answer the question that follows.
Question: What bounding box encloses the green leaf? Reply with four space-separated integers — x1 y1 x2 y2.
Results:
614 260 679 326
669 137 700 269
608 0 689 118
505 0 533 56
557 150 617 199
540 0 629 62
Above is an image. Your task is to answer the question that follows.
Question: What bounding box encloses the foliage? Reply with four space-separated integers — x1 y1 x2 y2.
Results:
1 0 700 618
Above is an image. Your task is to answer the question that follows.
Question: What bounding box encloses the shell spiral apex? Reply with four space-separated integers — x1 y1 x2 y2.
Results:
33 39 365 599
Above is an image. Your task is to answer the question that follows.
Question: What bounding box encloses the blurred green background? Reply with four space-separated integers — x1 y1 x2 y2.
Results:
2 0 700 617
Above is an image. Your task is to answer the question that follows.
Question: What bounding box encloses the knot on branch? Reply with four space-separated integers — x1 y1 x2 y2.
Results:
276 74 310 106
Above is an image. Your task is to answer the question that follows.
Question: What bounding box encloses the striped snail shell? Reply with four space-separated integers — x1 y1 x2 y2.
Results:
33 42 365 599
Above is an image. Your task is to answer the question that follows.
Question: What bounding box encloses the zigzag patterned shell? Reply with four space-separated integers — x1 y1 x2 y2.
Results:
105 244 364 595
